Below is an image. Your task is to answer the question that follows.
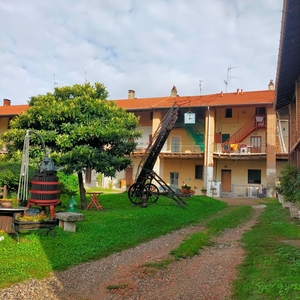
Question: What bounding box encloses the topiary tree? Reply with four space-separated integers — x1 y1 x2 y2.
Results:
2 82 141 208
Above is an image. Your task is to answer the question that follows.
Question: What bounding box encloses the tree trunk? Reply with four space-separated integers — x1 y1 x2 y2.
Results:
78 171 87 209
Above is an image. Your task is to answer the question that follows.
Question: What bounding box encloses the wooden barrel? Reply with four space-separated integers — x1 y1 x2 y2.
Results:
30 171 60 202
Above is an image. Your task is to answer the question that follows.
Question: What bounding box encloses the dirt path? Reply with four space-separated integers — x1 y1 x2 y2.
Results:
0 198 265 300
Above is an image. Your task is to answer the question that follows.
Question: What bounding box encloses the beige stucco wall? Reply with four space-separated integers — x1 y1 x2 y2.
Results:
215 107 256 134
135 111 152 126
0 117 9 135
163 157 205 192
214 159 267 186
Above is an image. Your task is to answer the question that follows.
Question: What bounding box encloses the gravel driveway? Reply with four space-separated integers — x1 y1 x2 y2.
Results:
0 198 265 300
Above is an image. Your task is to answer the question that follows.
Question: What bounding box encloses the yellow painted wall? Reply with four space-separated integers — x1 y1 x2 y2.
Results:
0 117 9 135
163 157 205 192
135 111 152 126
215 159 267 186
276 160 288 178
215 107 256 133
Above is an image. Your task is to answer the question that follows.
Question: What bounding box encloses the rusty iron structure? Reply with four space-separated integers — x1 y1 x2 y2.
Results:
128 103 188 207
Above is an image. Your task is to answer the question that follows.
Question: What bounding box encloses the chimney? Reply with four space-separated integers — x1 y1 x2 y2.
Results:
241 89 243 94
236 88 240 95
220 91 223 97
3 99 11 106
128 90 135 99
268 79 275 90
171 86 177 97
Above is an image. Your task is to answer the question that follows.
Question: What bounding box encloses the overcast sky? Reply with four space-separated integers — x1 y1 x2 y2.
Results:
0 0 283 105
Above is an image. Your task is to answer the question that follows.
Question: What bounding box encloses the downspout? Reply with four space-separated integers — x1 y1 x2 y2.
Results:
206 106 210 193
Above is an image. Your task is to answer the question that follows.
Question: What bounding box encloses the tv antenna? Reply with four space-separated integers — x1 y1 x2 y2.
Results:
84 71 88 83
199 79 207 96
53 73 62 89
53 73 58 89
224 66 237 92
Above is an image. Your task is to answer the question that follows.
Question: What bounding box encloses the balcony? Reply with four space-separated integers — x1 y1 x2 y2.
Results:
213 143 267 160
132 142 204 158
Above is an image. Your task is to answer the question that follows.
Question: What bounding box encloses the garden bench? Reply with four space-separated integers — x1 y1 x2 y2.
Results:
55 212 84 232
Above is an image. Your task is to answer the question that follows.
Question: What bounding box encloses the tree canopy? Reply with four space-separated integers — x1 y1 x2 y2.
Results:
2 82 141 207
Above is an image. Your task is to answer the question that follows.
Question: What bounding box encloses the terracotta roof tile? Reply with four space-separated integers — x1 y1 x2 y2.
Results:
114 90 274 110
0 105 29 116
0 90 274 116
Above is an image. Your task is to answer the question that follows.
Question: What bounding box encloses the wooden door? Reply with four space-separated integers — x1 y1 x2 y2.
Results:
221 170 231 192
251 136 261 153
125 167 133 185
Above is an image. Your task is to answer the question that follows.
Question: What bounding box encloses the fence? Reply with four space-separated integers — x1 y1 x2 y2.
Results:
221 184 268 198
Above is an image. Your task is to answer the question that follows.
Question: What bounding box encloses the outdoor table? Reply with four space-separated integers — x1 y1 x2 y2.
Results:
86 192 103 210
0 207 29 233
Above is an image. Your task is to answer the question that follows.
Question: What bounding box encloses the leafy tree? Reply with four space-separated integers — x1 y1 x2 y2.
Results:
2 82 141 208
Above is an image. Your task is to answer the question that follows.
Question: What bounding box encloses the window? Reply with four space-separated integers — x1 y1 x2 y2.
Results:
248 170 261 184
171 137 180 152
225 108 232 118
170 172 179 187
195 165 203 179
255 107 266 115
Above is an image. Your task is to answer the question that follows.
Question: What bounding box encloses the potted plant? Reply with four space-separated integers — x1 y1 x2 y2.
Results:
200 187 207 195
181 184 191 194
0 198 13 208
13 211 57 232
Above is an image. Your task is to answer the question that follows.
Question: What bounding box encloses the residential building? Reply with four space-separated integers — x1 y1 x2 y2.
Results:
0 83 288 197
115 84 287 197
274 0 300 167
0 99 28 153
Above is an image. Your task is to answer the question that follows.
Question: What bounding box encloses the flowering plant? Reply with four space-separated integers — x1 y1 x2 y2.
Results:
181 184 191 190
16 212 50 222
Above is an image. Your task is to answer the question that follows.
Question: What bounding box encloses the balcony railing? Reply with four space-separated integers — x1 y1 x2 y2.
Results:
214 143 266 154
133 142 203 154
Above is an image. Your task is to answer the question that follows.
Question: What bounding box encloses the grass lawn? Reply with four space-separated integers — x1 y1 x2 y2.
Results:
232 200 300 300
2 193 300 300
0 192 228 289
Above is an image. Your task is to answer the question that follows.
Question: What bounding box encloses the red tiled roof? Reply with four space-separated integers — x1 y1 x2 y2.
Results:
0 104 29 116
114 90 275 110
0 90 274 116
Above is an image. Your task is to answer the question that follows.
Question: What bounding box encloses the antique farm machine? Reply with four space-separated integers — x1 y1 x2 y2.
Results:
128 102 187 207
18 130 60 219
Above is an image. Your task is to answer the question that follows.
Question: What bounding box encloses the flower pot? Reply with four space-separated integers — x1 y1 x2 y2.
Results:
181 188 190 194
282 200 291 209
289 203 300 218
1 201 12 208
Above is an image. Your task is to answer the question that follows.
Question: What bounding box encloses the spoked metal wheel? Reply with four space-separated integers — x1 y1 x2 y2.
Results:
145 183 159 203
128 183 149 205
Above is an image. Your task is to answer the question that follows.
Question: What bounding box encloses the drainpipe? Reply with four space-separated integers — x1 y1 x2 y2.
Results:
206 106 210 194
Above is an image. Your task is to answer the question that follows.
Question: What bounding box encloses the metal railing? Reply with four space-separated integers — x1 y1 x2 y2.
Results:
214 143 266 154
221 184 268 198
133 142 203 154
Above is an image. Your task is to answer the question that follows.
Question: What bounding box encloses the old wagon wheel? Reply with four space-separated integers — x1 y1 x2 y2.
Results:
128 183 149 205
145 183 159 203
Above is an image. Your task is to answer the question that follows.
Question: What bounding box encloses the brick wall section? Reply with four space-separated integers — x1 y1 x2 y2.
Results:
266 106 277 193
204 107 215 168
266 107 277 170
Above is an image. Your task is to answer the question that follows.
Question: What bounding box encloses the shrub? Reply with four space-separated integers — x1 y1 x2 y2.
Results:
0 161 36 194
279 163 300 202
57 171 79 196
